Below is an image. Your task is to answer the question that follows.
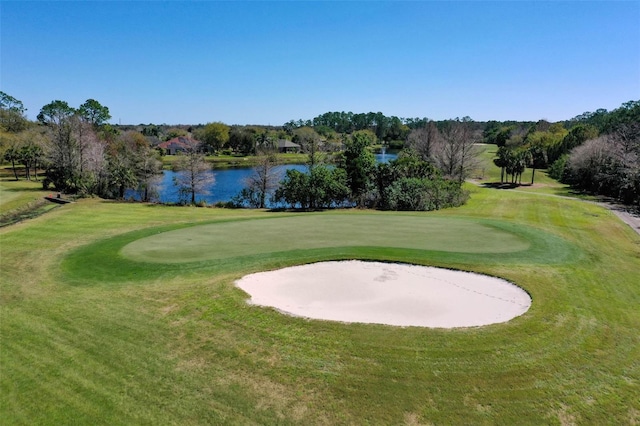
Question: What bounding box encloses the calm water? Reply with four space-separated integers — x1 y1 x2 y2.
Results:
128 152 397 205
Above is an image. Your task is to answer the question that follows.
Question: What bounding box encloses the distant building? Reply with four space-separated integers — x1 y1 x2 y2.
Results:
157 137 200 155
277 139 301 153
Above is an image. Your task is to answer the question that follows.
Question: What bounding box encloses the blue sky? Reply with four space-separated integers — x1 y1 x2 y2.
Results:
1 1 638 125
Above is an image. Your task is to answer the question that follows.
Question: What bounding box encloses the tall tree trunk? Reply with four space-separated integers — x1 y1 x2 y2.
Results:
191 171 196 204
11 159 18 180
531 168 536 185
260 179 266 209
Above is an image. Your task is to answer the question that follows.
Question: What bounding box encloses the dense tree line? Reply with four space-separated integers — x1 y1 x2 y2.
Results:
1 93 163 200
294 111 410 141
266 129 470 211
136 122 289 156
4 91 636 209
485 100 639 209
1 92 44 181
1 94 477 211
284 111 480 143
558 101 640 208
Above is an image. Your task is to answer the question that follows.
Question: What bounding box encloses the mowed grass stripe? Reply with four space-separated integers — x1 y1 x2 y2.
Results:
1 186 639 424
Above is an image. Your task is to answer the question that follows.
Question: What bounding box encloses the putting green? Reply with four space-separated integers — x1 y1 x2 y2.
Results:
121 215 531 264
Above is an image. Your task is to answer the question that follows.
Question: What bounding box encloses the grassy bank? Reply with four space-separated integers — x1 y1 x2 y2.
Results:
0 167 56 226
162 152 309 169
1 181 638 424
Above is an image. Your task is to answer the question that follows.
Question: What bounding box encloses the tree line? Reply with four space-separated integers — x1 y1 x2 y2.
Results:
482 100 639 208
1 93 162 200
283 111 479 143
555 101 640 207
236 121 477 211
2 91 637 209
0 93 506 211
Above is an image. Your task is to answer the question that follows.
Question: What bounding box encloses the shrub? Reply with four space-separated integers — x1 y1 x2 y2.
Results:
548 154 568 181
385 177 468 211
274 166 350 209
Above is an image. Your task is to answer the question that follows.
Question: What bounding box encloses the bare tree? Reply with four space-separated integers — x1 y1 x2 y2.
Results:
565 135 613 193
173 140 214 205
241 150 283 208
406 121 439 162
564 128 640 206
72 117 107 193
293 127 325 168
613 122 640 170
135 146 163 202
432 121 480 182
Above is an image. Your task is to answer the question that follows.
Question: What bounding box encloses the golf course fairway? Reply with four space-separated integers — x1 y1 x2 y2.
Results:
1 185 639 424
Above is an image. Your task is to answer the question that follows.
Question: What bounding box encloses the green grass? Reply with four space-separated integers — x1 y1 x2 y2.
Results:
162 153 309 169
0 168 50 215
0 167 56 226
472 144 583 197
1 182 639 423
121 215 533 263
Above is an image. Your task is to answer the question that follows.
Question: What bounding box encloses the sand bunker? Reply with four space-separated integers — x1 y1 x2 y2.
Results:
236 261 531 328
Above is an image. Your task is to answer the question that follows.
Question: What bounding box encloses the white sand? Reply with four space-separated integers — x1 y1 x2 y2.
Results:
236 261 531 328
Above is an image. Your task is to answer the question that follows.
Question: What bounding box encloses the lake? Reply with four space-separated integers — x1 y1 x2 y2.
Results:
127 152 397 205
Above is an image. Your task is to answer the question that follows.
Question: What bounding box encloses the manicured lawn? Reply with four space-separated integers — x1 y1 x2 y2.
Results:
1 185 639 424
0 168 49 215
121 215 533 263
162 152 309 169
0 168 57 226
473 144 583 197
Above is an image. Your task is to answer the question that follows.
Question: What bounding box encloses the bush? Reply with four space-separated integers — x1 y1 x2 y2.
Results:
214 200 241 208
274 166 350 209
548 154 568 181
233 187 264 209
385 177 468 211
387 140 405 150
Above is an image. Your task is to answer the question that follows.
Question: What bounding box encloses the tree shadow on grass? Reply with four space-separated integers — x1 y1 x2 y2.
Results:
481 182 529 190
1 185 47 193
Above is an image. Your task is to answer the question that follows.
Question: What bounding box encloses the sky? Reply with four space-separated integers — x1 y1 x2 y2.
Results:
1 1 639 126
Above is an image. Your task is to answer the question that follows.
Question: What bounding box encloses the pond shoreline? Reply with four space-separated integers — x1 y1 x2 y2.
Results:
138 152 398 206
